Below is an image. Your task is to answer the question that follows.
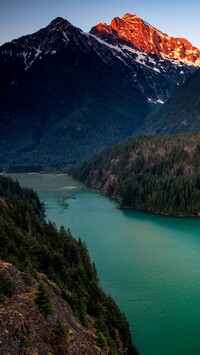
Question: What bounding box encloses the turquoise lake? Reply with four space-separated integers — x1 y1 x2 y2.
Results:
9 173 200 355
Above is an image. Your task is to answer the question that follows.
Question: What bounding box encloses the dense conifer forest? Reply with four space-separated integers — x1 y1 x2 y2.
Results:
0 175 137 354
73 132 200 217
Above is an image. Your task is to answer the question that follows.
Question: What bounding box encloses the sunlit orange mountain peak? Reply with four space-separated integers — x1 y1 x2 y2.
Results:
91 13 200 65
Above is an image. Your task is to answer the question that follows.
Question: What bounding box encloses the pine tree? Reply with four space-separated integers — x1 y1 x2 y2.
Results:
35 283 54 314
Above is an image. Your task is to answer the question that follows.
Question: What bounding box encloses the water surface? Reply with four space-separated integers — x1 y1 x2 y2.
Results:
9 173 200 355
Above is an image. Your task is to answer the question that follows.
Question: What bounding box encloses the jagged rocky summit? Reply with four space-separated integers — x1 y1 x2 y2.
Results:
1 13 200 171
1 13 200 103
91 13 200 65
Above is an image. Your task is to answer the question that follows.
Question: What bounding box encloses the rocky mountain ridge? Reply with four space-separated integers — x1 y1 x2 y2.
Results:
1 14 200 171
1 17 90 71
91 13 200 65
1 14 199 102
0 16 150 171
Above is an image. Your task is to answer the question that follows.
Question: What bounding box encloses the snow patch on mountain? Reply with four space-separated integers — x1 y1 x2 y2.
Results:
91 13 200 67
0 15 198 103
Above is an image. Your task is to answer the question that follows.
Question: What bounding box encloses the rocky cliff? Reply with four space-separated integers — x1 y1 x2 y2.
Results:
91 13 200 65
0 261 107 354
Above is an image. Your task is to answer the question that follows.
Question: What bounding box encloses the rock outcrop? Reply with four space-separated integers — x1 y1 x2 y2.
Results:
0 261 107 354
91 13 200 65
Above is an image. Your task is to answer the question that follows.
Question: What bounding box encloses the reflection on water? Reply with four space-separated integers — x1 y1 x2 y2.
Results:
57 188 77 208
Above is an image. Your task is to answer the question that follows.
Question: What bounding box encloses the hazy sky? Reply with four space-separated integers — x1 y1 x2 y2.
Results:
1 0 200 48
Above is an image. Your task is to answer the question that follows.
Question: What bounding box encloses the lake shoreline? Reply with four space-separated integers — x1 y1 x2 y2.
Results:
7 172 200 355
116 203 200 218
96 188 200 218
7 171 200 218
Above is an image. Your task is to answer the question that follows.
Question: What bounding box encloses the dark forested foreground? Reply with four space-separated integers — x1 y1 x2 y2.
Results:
0 176 137 354
73 132 200 217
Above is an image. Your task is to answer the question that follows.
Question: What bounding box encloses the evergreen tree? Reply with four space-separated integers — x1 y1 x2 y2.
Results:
35 283 54 314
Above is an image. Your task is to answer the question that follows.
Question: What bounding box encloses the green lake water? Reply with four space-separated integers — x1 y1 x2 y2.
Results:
9 173 200 355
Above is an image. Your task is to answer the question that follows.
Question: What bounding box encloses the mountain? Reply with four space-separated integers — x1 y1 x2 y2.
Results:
91 13 200 64
91 13 200 102
137 68 200 134
73 132 200 217
0 15 199 171
2 14 198 102
0 17 149 171
0 175 137 354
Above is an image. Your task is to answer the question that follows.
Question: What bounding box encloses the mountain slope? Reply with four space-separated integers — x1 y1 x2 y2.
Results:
91 13 200 102
0 52 148 170
0 15 200 171
91 13 200 64
0 175 137 354
2 15 198 103
0 17 150 171
138 69 200 134
73 132 200 217
0 262 107 354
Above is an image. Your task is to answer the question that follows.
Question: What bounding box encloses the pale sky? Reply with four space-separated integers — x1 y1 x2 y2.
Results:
1 0 200 48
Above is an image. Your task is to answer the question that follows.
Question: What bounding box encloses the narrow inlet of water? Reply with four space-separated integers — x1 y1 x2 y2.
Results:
9 173 200 355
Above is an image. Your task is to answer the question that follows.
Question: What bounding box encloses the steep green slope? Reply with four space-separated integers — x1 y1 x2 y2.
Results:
73 132 200 216
0 175 137 354
139 69 200 135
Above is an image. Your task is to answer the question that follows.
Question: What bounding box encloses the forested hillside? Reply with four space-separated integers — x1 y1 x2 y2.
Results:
73 133 200 217
0 176 137 354
139 69 200 135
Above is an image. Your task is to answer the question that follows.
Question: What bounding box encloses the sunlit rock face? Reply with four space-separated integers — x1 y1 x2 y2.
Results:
91 13 200 65
0 14 200 168
1 14 200 103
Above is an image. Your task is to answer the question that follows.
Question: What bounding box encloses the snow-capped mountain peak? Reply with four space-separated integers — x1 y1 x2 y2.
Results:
0 14 199 103
0 17 82 70
91 13 200 66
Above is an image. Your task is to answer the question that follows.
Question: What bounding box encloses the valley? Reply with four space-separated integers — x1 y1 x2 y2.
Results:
2 6 200 355
0 174 135 354
9 173 200 355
